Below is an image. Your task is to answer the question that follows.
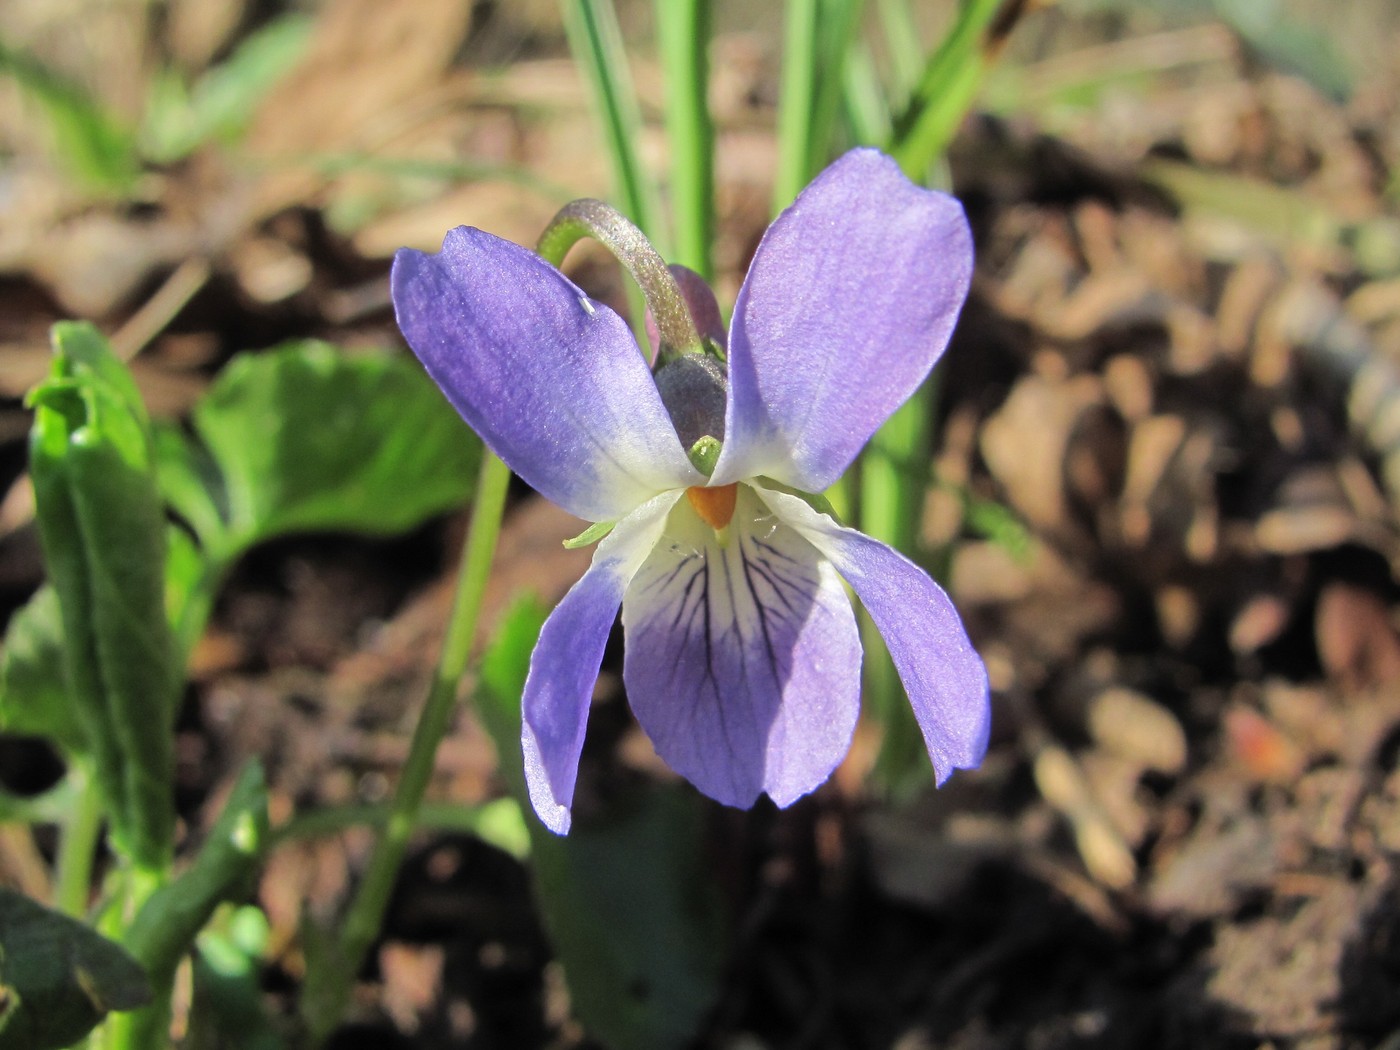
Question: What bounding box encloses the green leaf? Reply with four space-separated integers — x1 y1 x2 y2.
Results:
477 601 727 1050
166 523 215 660
0 39 138 190
27 322 178 872
0 888 151 1050
0 586 83 754
185 342 480 556
153 422 227 552
140 14 314 163
50 321 147 422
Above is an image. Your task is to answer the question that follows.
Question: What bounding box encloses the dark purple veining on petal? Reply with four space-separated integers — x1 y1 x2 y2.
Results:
622 489 861 808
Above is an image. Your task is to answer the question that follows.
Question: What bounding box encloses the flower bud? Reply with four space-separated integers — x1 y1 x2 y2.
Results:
654 353 726 449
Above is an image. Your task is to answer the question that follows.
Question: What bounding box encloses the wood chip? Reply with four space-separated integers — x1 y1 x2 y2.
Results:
1086 687 1188 774
1033 743 1137 889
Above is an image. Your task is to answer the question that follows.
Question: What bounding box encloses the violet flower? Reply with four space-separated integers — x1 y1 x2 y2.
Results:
392 148 990 834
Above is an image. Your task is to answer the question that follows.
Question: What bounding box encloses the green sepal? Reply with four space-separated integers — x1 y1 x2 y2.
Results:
687 435 721 477
563 520 617 549
0 888 151 1050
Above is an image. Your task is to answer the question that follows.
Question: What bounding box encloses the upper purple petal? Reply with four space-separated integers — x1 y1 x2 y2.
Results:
621 486 862 808
758 487 990 782
712 149 974 490
393 228 700 521
522 492 681 834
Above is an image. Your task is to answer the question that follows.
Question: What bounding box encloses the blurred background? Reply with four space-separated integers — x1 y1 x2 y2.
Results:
2 1 1400 1047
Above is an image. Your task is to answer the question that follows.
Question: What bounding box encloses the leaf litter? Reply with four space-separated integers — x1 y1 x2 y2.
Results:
1 1 1400 1046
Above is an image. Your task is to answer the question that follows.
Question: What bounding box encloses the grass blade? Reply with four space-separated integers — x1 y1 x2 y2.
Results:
656 0 714 279
562 0 669 253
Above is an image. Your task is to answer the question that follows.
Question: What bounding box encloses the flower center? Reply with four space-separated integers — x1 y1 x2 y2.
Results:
686 483 738 530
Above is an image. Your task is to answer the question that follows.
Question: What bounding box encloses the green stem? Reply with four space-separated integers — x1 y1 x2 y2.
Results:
773 0 819 211
302 452 513 1045
53 764 103 917
272 798 529 860
656 0 713 279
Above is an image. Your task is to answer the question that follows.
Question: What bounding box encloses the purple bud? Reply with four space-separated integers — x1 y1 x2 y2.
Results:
654 353 726 449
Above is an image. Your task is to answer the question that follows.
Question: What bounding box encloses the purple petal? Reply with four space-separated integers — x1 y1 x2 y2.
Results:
393 228 700 522
758 488 990 781
522 493 681 834
712 149 974 490
621 486 861 808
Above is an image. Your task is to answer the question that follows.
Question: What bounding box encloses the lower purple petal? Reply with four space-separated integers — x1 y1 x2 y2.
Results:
522 493 680 834
757 488 990 782
621 486 861 808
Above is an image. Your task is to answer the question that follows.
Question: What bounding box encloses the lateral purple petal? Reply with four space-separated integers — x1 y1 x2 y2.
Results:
393 228 700 522
621 486 861 808
522 493 680 834
712 149 974 490
759 489 990 781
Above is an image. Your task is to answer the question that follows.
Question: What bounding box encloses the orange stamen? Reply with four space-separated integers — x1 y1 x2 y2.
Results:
686 483 738 531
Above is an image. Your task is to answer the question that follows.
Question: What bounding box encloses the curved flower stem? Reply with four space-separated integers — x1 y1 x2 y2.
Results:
303 452 513 1046
538 200 703 365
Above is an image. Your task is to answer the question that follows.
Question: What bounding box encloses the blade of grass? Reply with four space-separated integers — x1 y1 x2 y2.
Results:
842 42 893 145
807 0 869 175
0 38 138 190
888 0 1028 179
562 0 669 254
773 0 820 211
877 0 924 105
656 0 714 279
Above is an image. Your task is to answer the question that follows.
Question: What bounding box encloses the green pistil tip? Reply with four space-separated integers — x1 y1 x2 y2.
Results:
688 435 722 477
